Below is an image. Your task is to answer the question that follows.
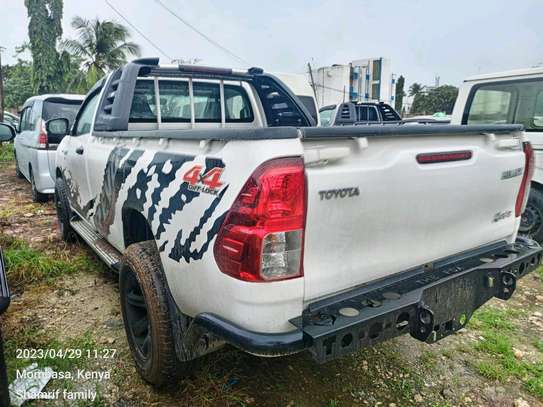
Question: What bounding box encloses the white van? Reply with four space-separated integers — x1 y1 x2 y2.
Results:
452 67 543 242
15 94 84 202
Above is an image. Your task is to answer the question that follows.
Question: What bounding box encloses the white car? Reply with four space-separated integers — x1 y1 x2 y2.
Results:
46 58 541 386
14 94 84 202
451 67 543 241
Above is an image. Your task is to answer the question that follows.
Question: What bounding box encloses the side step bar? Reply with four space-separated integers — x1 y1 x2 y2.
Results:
71 220 123 271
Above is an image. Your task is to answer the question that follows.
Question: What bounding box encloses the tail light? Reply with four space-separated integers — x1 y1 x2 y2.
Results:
38 120 48 149
213 157 306 282
515 142 535 217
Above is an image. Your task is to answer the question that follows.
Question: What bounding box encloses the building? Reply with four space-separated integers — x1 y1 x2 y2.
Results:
312 57 395 108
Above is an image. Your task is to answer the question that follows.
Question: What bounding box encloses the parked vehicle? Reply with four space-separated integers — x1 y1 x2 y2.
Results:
452 67 543 242
319 101 401 126
14 94 84 202
48 58 541 386
403 113 451 125
3 111 19 131
0 123 13 404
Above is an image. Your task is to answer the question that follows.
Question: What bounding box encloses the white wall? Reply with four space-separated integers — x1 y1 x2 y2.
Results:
312 58 394 108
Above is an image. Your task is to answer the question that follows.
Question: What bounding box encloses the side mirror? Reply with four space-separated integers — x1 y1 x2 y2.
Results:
0 123 15 142
45 118 69 138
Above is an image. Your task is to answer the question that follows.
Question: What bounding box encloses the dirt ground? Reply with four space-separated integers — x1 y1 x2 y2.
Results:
1 158 542 407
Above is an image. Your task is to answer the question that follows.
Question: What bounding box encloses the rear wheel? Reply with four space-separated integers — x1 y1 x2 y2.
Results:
30 168 48 203
520 186 543 243
54 177 76 242
120 241 192 386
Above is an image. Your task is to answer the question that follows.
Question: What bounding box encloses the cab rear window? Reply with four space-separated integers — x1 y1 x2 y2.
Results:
129 79 254 123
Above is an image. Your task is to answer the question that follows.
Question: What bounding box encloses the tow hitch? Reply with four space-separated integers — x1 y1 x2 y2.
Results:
291 237 542 363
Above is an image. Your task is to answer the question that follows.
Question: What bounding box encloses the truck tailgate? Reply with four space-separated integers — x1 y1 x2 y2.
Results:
300 125 527 302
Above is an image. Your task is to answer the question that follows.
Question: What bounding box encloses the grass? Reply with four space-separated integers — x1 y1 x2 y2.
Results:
0 142 14 163
469 307 524 331
469 307 543 399
0 201 45 219
0 233 100 286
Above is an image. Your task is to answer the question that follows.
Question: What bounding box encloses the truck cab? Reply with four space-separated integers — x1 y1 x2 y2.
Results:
451 67 543 241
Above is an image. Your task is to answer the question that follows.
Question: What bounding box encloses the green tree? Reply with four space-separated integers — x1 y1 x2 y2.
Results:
3 59 34 110
409 82 423 97
425 85 459 114
411 85 459 115
25 0 64 93
63 16 140 89
411 93 427 115
394 75 405 113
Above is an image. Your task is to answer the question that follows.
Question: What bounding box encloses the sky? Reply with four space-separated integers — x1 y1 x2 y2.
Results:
1 0 542 88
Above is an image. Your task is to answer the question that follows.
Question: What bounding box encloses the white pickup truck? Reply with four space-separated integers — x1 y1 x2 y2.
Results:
44 58 542 386
452 67 543 242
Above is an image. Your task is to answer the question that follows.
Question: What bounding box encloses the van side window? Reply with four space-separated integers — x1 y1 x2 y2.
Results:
19 106 35 131
464 79 543 131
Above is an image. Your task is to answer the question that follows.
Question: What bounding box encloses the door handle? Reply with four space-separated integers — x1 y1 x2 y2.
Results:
75 146 84 155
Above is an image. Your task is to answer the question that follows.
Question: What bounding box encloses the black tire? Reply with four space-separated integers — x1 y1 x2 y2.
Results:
520 186 543 243
29 168 48 203
54 177 77 242
14 152 24 179
120 241 191 386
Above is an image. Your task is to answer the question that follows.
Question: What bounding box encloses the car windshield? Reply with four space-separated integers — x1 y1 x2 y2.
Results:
43 99 82 128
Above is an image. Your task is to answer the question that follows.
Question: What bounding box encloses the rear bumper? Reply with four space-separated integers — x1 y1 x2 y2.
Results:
33 149 55 193
195 237 542 361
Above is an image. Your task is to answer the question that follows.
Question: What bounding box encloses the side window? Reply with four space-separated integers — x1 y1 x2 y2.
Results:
19 108 28 131
533 91 543 128
19 106 34 131
319 108 335 127
464 79 543 131
129 80 157 122
466 87 514 125
75 92 100 136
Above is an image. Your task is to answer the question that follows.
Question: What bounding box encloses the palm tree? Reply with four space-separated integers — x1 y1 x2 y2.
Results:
409 82 423 97
63 16 141 89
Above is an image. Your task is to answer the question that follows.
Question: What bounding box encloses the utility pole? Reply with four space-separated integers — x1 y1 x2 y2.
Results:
307 62 318 103
0 47 4 123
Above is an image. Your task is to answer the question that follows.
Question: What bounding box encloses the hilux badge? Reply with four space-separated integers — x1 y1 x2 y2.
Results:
501 168 523 180
493 210 512 223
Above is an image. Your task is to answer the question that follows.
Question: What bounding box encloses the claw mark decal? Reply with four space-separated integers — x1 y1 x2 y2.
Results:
65 146 229 264
168 188 228 263
93 148 144 236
